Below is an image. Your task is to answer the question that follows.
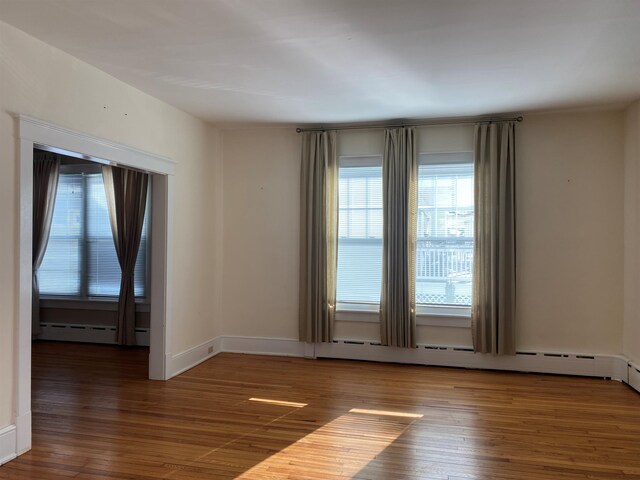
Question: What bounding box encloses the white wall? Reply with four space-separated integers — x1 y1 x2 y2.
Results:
222 128 301 339
624 100 640 364
516 111 623 353
222 110 625 355
0 21 223 428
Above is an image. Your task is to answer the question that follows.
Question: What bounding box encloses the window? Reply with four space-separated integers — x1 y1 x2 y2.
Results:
336 156 383 306
39 164 149 299
416 152 474 308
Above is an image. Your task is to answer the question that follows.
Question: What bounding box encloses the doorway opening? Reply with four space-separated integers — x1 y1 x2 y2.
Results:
16 115 175 455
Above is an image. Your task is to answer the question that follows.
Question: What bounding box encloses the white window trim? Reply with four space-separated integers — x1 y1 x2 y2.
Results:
336 302 471 328
40 298 150 313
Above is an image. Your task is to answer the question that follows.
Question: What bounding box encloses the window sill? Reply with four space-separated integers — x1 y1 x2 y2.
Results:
335 303 471 328
40 297 150 312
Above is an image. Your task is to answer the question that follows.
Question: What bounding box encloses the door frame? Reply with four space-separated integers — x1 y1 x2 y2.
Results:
15 115 175 454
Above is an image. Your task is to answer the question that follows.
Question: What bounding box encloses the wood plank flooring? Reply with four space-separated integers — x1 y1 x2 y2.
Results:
1 341 639 479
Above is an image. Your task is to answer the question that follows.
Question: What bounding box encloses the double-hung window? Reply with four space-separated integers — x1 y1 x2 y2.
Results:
39 163 149 299
416 152 474 314
336 156 383 310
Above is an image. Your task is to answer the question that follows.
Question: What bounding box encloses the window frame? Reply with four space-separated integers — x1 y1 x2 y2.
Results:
334 151 473 327
39 164 151 304
416 151 474 317
335 154 384 311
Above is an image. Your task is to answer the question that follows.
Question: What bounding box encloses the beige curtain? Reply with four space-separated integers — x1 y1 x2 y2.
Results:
102 165 149 346
472 122 516 355
32 150 60 336
381 127 418 348
299 131 338 343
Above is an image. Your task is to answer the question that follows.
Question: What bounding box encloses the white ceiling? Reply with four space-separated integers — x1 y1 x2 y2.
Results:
1 0 640 125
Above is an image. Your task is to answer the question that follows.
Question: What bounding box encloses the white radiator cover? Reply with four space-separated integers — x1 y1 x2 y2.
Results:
0 425 16 465
38 322 150 346
191 336 638 392
629 362 640 393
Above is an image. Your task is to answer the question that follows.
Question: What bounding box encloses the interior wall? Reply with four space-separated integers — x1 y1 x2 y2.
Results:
516 111 623 353
221 110 624 355
0 20 223 428
624 100 640 365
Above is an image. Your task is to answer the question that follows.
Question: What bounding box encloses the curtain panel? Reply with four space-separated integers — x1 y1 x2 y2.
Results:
102 165 149 346
381 127 418 348
32 150 61 336
472 122 517 355
299 131 338 343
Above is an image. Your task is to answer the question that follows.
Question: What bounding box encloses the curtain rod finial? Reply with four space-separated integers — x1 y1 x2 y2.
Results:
296 127 303 133
516 116 523 122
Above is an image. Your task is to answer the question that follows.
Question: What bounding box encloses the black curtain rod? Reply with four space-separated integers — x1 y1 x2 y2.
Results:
295 115 523 133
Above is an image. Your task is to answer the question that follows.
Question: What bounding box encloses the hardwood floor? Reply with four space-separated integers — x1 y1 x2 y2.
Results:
1 342 639 479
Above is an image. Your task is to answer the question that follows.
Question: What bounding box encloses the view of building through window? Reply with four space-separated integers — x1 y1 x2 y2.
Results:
416 157 474 306
336 152 473 308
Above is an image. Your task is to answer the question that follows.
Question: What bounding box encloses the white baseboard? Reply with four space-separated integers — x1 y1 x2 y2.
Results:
38 323 150 346
629 362 640 394
168 336 223 378
0 425 17 466
316 341 630 381
168 335 634 385
14 412 31 456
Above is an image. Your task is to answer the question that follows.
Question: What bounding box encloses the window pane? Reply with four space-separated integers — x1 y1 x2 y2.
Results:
416 158 473 306
336 162 383 304
40 169 149 299
134 206 149 298
87 174 121 296
39 174 83 295
87 173 149 298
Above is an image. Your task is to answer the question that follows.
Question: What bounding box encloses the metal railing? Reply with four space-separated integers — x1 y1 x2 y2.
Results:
415 238 473 305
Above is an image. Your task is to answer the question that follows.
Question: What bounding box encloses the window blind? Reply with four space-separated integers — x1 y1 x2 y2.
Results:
416 152 474 306
39 169 149 299
336 157 383 305
39 174 83 295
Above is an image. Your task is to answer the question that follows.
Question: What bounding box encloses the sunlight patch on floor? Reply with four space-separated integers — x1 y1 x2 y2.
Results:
235 408 421 479
248 397 308 408
349 408 424 418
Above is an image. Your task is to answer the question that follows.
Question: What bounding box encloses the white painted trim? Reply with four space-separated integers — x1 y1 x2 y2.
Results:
335 312 471 328
166 335 633 383
19 115 175 175
629 362 640 394
37 323 150 346
40 298 150 312
0 425 17 465
16 138 33 456
14 413 31 456
149 174 173 381
169 337 223 377
416 316 471 328
16 115 175 458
